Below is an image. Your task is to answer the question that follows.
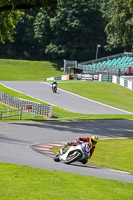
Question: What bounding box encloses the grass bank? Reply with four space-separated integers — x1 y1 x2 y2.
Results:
0 59 62 81
0 163 133 200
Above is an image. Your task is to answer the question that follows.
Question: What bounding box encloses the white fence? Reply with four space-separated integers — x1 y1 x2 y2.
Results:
0 92 52 117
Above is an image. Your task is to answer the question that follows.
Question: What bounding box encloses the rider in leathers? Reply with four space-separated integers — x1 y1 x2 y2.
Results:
52 81 57 92
62 136 98 164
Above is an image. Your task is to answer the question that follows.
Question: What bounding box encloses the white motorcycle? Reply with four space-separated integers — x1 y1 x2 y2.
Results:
54 143 90 164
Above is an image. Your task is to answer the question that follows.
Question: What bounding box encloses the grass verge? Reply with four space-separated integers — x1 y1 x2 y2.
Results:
52 139 133 174
0 163 133 200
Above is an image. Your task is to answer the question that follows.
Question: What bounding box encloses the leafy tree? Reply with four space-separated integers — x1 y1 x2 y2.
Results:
0 10 44 60
34 9 53 58
35 0 105 61
0 10 21 43
104 0 133 51
0 0 57 43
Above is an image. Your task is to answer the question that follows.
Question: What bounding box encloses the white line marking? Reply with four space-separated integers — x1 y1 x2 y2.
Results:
108 169 130 174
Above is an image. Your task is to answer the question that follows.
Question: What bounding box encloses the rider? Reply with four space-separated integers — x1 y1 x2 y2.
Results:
52 81 57 88
52 81 57 91
62 136 98 164
52 81 57 87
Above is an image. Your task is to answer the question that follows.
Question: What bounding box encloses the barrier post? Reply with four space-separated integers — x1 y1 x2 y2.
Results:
20 107 22 120
0 108 2 120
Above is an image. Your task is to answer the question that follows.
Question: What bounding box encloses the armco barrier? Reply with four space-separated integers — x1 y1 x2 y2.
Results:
0 92 52 117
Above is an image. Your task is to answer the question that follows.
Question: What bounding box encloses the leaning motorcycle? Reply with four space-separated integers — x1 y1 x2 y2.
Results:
52 84 57 93
54 143 90 164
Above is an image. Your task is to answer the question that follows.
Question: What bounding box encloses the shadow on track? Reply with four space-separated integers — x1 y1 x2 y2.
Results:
11 120 133 139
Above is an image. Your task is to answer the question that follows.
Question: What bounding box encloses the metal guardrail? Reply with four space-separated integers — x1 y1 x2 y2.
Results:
0 92 52 117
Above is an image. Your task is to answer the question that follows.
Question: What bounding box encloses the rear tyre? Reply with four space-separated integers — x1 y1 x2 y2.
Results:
64 152 82 164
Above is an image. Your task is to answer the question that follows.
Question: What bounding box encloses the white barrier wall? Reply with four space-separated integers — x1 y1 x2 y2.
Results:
120 77 124 86
128 81 133 90
98 74 102 82
112 75 133 90
112 75 117 84
47 77 55 81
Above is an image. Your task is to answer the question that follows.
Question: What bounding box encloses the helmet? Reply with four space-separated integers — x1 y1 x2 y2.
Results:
90 136 98 146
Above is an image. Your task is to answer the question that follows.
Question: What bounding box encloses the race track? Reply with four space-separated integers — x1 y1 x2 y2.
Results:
0 81 133 183
0 81 131 114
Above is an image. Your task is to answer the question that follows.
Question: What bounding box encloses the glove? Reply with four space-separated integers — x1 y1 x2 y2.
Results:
62 143 67 149
67 141 72 146
76 138 80 143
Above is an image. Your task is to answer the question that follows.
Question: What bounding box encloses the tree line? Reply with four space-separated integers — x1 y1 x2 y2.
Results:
0 0 132 62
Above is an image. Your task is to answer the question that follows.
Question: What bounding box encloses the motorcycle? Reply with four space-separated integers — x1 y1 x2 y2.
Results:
52 84 57 93
54 143 90 164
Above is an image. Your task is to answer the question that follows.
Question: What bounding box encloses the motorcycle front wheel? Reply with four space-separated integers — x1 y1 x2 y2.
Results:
52 87 57 93
54 154 60 162
64 152 82 164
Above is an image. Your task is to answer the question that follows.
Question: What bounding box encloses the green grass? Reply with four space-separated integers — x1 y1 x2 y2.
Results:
0 59 62 81
52 139 133 174
0 163 133 200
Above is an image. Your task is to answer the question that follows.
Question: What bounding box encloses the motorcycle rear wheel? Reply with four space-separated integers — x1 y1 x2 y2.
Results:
64 152 81 164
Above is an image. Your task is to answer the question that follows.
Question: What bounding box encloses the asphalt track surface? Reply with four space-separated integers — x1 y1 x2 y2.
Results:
0 81 133 183
0 81 131 114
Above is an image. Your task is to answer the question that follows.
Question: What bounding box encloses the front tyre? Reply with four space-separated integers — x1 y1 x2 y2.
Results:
64 152 82 164
54 154 60 162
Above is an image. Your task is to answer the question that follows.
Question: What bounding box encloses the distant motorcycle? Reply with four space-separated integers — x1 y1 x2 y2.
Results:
54 143 90 164
52 84 57 93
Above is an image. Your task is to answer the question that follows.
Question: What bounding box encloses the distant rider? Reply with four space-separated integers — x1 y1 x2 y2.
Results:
62 136 98 164
52 81 58 92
